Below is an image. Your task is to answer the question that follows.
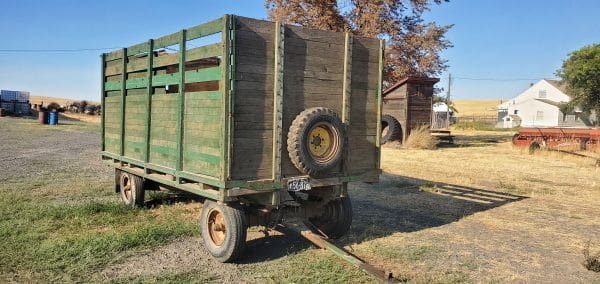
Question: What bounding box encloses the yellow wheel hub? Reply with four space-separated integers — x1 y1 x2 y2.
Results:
308 124 335 160
207 209 226 247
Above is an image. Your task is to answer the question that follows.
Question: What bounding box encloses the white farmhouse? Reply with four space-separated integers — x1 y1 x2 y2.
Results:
497 79 587 128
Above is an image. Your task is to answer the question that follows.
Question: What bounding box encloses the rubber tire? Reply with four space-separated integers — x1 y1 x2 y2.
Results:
512 134 520 145
287 107 345 177
308 196 353 239
529 141 540 154
580 138 589 151
381 114 402 144
119 172 145 208
200 201 247 263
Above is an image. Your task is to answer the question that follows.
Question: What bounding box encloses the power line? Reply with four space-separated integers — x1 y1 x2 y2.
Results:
0 47 122 53
452 76 548 82
0 45 197 53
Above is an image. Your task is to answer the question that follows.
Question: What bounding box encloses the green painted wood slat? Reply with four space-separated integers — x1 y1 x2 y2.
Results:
104 17 222 63
119 48 127 156
175 29 187 173
105 67 221 90
101 53 106 151
144 39 154 163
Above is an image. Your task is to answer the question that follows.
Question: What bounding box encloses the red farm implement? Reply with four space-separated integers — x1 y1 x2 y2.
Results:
513 127 600 153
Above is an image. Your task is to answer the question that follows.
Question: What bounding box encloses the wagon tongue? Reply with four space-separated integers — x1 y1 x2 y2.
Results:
281 221 396 283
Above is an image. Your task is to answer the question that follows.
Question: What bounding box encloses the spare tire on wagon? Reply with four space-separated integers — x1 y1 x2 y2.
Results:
287 107 345 177
381 114 402 144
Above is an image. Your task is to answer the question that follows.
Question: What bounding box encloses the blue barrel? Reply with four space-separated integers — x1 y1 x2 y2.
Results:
48 111 58 125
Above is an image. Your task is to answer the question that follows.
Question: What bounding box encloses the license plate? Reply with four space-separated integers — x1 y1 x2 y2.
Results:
287 178 311 192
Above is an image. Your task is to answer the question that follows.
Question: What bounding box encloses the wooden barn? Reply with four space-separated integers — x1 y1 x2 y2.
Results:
381 77 439 143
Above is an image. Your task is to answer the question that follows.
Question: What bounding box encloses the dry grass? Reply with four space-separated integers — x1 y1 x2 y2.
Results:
454 99 502 117
60 112 100 124
352 132 600 282
404 125 437 149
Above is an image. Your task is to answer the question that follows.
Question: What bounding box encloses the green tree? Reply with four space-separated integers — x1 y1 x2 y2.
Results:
557 43 600 123
265 0 453 85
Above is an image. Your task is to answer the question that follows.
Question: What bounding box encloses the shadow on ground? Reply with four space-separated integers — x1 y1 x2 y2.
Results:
150 172 527 263
344 174 526 244
437 133 514 148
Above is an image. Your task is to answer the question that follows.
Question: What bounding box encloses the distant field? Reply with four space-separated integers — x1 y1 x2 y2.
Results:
453 99 504 117
29 95 99 106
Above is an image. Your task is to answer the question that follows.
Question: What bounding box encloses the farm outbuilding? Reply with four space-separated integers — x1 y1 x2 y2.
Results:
381 77 439 143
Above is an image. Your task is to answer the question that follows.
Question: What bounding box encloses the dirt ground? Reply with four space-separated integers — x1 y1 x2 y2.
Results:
1 117 599 283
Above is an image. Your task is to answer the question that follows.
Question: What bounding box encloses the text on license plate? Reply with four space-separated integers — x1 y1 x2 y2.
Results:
287 178 311 191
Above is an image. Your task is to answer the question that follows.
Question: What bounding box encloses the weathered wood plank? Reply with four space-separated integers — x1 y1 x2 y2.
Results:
272 22 285 181
105 43 222 76
187 17 223 40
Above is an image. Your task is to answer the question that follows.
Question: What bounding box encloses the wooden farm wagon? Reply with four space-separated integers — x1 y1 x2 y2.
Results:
380 77 439 143
100 15 383 262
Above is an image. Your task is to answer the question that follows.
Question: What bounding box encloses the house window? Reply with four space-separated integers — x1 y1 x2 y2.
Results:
539 90 547 98
536 111 544 120
514 110 518 115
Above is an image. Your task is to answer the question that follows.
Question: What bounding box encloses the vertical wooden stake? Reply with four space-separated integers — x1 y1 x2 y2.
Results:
144 39 154 164
272 22 285 183
220 15 235 183
342 32 353 124
100 53 106 152
376 40 384 169
342 32 353 175
175 30 187 174
120 48 127 157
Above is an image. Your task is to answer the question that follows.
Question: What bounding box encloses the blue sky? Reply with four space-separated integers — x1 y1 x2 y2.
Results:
0 0 598 101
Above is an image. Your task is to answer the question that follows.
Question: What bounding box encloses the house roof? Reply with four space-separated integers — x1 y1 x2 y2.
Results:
509 114 521 121
534 98 562 107
496 79 569 109
545 79 567 94
383 76 440 96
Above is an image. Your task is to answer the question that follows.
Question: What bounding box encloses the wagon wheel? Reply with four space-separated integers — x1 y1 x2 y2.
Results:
528 141 541 154
200 201 247 263
512 133 519 144
306 195 353 239
381 114 402 144
580 138 589 151
119 172 145 208
287 107 345 177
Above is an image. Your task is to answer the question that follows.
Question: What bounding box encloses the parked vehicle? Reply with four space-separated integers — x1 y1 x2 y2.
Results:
100 15 384 262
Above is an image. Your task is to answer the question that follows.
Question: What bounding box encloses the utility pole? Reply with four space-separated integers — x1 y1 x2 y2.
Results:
446 73 451 129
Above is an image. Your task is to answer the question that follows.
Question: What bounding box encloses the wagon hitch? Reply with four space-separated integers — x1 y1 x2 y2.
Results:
281 222 396 283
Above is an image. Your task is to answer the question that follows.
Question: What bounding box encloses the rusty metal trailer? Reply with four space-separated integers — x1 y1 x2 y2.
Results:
100 15 383 263
513 127 600 152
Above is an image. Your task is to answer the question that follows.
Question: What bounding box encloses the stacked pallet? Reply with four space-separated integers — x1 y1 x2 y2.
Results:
0 90 30 115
